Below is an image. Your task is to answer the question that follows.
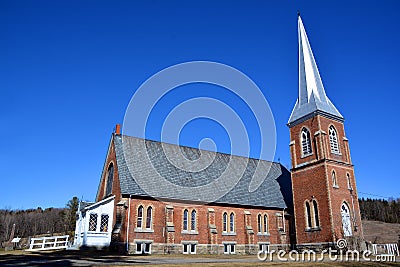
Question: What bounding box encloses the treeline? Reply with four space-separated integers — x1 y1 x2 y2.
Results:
359 198 400 223
0 207 66 245
0 197 78 247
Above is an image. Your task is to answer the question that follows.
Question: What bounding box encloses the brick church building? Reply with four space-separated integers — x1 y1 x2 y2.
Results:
73 15 363 254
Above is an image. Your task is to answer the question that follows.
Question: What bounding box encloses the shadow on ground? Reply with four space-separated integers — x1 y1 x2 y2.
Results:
1 250 399 267
0 250 150 267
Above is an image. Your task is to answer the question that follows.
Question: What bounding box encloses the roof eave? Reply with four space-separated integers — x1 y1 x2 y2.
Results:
288 109 344 128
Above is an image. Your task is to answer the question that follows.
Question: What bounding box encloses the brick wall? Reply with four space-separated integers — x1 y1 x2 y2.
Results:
289 115 363 246
95 134 124 249
121 197 291 254
95 134 122 205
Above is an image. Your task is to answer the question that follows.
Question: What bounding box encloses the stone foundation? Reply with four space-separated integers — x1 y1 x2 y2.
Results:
295 242 335 252
296 237 367 253
127 242 289 255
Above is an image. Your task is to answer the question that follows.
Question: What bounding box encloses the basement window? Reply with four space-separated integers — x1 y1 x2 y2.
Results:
183 243 196 254
223 243 236 254
259 243 270 253
136 241 151 254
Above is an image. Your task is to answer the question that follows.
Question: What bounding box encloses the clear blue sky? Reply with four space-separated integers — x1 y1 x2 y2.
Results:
1 1 399 209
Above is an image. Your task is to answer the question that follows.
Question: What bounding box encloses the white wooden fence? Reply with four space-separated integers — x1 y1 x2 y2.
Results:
26 235 69 251
372 243 399 256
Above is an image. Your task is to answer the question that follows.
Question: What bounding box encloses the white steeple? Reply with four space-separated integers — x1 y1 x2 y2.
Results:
288 15 343 126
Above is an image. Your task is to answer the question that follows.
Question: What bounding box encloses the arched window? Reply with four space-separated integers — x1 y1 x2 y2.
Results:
146 207 152 229
190 210 196 231
105 163 114 196
183 209 188 231
229 213 235 233
341 203 352 236
329 126 340 154
137 205 143 228
305 201 312 228
257 214 262 233
301 128 312 155
312 200 319 227
223 212 228 232
347 174 352 190
332 171 338 187
263 214 268 233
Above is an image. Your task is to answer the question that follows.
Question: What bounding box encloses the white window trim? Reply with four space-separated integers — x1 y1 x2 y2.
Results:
222 242 237 254
137 205 144 229
190 210 197 232
134 240 153 254
181 230 198 235
222 232 237 236
329 126 341 155
183 244 189 254
88 213 98 232
258 242 270 253
182 209 188 231
229 213 235 233
332 171 339 188
222 212 228 233
257 232 271 236
257 214 262 234
134 228 154 233
145 206 153 230
257 213 270 235
263 214 269 234
301 128 313 157
100 214 109 232
347 174 353 190
190 243 197 254
305 200 321 231
182 242 197 254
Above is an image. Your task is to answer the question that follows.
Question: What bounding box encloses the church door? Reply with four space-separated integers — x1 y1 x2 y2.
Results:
341 203 352 237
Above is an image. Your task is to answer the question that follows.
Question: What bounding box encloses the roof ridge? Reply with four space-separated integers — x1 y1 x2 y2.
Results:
117 134 281 165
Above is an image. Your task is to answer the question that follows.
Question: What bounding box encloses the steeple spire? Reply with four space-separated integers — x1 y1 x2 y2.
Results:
288 16 343 126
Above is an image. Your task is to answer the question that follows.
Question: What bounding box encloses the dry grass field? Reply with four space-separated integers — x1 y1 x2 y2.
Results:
362 220 400 243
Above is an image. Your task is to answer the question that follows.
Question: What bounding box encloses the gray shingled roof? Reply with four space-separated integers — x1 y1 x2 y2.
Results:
114 135 292 210
79 201 95 212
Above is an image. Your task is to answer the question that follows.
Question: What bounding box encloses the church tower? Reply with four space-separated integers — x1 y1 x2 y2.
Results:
288 15 363 247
